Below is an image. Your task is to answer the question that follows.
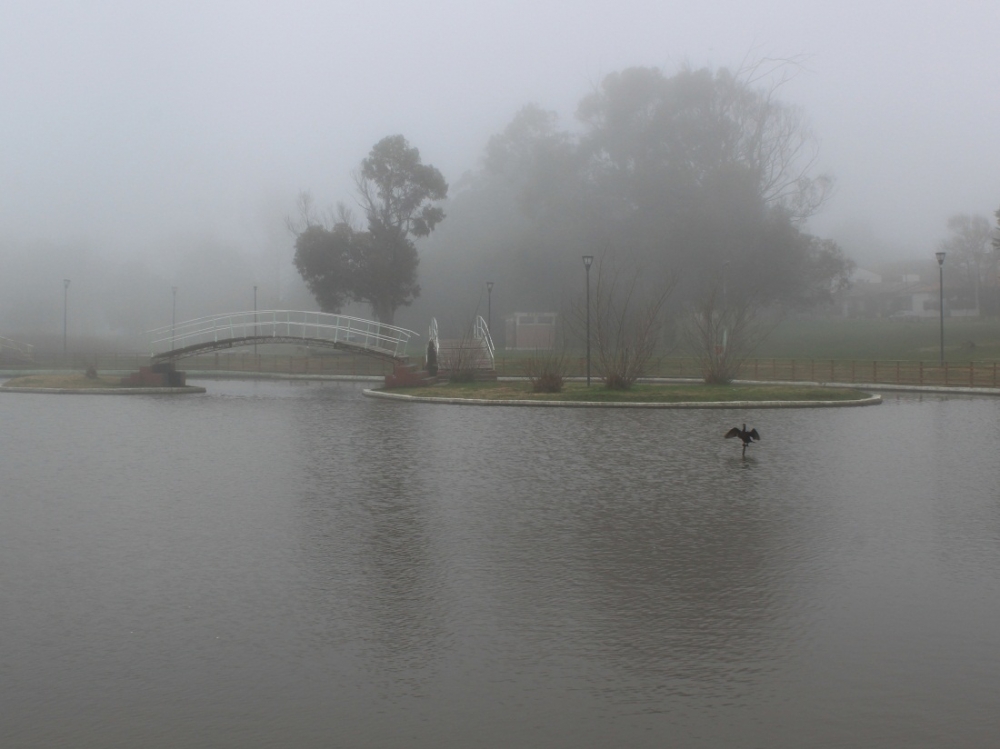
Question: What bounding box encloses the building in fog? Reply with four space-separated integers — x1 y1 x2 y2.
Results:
504 312 557 350
839 268 981 318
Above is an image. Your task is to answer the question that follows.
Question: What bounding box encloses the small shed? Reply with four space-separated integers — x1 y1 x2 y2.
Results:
504 312 557 350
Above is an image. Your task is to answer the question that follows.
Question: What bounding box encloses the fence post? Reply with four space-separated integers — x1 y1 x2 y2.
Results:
970 361 974 387
944 362 949 386
851 360 855 383
896 361 900 384
873 360 877 383
919 361 923 386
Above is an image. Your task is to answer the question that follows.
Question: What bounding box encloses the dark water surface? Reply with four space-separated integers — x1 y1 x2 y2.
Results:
1 380 999 748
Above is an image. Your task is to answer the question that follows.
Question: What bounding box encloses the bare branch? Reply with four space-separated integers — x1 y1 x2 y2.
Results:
684 283 782 384
586 254 678 389
284 190 319 235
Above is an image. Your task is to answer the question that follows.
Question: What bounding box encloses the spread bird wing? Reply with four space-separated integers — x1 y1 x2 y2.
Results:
748 429 761 441
724 427 741 439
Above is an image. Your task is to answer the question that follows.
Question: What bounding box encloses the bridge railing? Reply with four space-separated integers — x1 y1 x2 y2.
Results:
149 310 418 359
0 335 34 362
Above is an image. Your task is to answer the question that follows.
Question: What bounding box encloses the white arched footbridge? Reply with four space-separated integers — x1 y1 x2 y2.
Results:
149 310 418 363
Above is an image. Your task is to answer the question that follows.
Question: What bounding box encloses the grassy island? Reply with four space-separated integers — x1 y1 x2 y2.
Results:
379 381 874 404
1 373 205 394
2 373 126 389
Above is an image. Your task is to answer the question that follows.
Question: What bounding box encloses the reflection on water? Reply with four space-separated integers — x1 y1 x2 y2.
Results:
1 381 999 748
296 394 449 680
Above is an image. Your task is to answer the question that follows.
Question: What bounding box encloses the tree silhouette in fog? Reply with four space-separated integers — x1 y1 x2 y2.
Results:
292 135 448 324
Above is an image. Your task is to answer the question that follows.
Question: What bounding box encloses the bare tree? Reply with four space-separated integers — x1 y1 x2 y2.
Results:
573 256 676 390
434 312 495 383
285 191 318 235
939 213 994 314
722 57 833 221
521 346 570 392
685 282 780 385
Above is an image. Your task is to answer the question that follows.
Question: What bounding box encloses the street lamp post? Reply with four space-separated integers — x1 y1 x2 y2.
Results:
722 260 729 308
721 260 730 355
486 282 494 336
171 286 177 349
583 255 593 386
253 285 258 357
936 251 946 366
63 279 70 365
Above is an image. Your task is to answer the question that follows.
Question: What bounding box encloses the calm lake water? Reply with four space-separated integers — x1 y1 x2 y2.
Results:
1 379 999 748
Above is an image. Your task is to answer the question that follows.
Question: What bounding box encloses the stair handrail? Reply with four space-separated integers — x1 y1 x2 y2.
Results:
428 317 439 357
473 315 495 368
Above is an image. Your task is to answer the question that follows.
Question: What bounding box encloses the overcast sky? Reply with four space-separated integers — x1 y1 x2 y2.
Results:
2 0 998 268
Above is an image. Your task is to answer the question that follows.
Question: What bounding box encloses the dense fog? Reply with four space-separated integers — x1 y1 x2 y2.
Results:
1 1 998 351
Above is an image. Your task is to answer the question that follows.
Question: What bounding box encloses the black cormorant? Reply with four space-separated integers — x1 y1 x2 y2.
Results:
725 424 760 457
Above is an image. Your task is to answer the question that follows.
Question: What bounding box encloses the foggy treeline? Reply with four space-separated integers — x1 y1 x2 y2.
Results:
3 55 997 354
403 63 852 340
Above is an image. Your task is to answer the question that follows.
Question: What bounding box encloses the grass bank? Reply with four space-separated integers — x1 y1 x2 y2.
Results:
383 381 871 403
2 373 125 389
488 318 1000 372
749 317 1000 361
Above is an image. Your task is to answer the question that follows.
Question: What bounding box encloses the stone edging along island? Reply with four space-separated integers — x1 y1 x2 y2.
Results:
362 389 883 409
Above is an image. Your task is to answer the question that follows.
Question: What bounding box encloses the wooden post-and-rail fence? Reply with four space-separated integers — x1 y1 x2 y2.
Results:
491 356 1000 389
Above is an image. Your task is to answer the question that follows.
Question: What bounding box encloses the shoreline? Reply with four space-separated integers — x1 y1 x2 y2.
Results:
363 388 883 409
0 385 206 395
5 369 1000 400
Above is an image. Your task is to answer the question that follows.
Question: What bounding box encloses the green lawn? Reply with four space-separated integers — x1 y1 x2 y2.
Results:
481 317 1000 375
749 317 1000 361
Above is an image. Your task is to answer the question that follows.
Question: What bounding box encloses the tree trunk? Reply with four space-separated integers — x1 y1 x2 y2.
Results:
371 300 394 325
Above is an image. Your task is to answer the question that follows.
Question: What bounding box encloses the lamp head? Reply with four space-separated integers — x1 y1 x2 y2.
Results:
936 251 946 267
583 255 594 269
487 281 494 292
